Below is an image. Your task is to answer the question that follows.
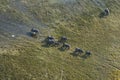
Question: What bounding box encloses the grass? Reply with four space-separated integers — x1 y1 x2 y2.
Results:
0 0 120 80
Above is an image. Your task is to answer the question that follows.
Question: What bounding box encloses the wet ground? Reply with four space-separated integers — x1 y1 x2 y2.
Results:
0 0 107 40
0 0 49 40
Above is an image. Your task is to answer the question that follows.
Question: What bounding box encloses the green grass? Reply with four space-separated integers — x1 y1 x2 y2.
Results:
0 0 120 80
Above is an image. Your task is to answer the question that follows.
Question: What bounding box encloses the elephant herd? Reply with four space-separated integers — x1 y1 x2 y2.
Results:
29 7 109 57
29 28 92 57
28 8 110 58
45 36 70 49
73 48 91 57
44 36 92 57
